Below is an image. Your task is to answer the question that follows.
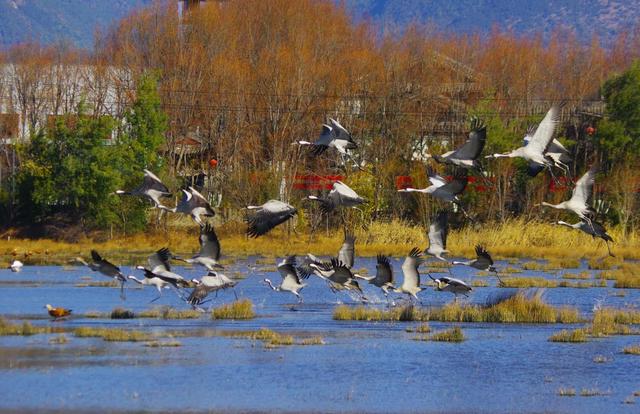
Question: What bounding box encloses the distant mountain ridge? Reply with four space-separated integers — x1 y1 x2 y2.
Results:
0 0 636 49
343 0 639 44
0 0 150 49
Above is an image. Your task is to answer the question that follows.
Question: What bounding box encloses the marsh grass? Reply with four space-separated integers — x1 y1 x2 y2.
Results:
406 323 431 333
558 388 576 396
590 308 640 336
545 258 582 270
3 219 640 264
75 280 120 288
0 318 54 336
139 306 201 319
471 280 489 287
500 277 558 288
212 300 255 320
48 334 69 344
299 336 326 345
522 262 544 271
562 271 591 280
580 388 610 397
222 328 325 347
334 292 581 324
73 327 151 342
144 340 182 347
613 277 640 288
623 345 640 355
548 329 588 342
110 307 136 319
502 266 522 274
415 326 465 342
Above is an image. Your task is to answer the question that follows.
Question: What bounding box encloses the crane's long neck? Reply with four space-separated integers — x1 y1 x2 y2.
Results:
556 220 579 229
400 187 430 193
264 279 279 291
127 276 145 285
541 201 565 209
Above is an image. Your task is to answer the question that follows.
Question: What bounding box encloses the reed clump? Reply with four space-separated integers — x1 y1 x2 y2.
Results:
3 218 640 263
522 262 544 271
406 323 431 333
623 345 640 355
499 277 558 288
48 334 69 344
425 326 465 342
225 328 326 347
548 329 588 342
73 327 151 342
212 299 256 320
592 355 610 363
580 388 610 397
0 318 53 336
144 340 182 347
333 292 581 324
590 308 640 336
562 271 591 280
557 388 576 397
110 307 136 319
139 306 201 319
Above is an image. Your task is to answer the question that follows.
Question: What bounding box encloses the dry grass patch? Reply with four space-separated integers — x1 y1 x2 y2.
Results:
562 271 591 280
144 340 182 347
500 277 558 288
549 329 588 342
590 308 640 337
139 306 201 319
623 345 640 355
223 328 324 347
557 388 576 397
580 388 610 397
73 327 151 342
334 291 581 324
212 299 255 320
0 318 55 336
110 307 136 319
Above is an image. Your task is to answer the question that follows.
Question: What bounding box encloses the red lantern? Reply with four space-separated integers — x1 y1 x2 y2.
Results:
586 126 595 135
209 159 218 168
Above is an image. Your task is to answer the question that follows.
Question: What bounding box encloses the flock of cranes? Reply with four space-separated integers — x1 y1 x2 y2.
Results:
19 103 617 314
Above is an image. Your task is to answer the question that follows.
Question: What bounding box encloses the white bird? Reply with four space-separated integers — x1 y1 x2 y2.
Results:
139 248 190 291
394 247 425 302
540 166 596 225
161 187 215 226
263 256 306 303
188 271 238 308
296 118 357 157
114 169 172 208
523 124 571 177
174 223 223 270
425 210 449 261
127 272 169 303
398 168 468 213
245 199 297 237
429 275 472 300
9 260 23 272
554 219 614 257
486 103 563 176
75 250 128 299
307 181 366 214
430 117 487 170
